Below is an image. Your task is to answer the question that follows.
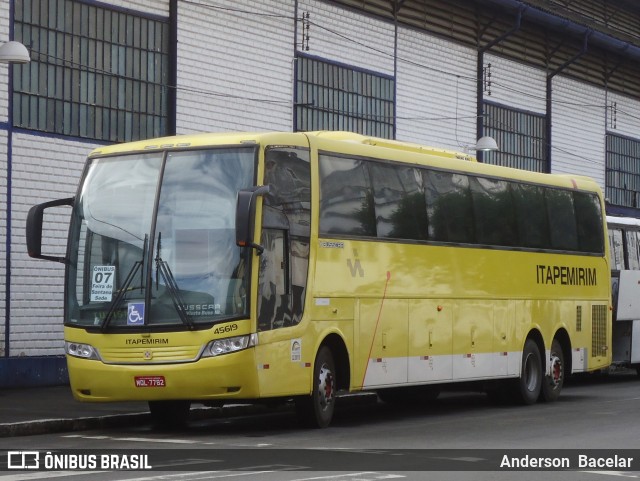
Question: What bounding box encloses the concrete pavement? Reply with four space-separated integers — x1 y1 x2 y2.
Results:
0 385 270 438
1 386 150 437
4 372 632 438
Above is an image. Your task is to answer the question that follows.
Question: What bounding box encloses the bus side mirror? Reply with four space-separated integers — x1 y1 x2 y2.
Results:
235 185 270 254
26 197 74 263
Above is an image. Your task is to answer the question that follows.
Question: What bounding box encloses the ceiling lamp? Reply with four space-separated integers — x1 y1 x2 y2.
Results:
475 136 499 152
0 41 30 64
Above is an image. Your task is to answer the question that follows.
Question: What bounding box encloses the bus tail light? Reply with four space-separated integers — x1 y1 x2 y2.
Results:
202 333 258 358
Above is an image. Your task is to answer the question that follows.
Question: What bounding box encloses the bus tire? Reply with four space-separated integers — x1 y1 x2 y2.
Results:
512 339 542 405
148 400 191 429
540 339 564 402
295 346 336 428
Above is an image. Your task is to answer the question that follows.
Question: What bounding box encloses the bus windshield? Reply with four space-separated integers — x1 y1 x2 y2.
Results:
66 147 256 329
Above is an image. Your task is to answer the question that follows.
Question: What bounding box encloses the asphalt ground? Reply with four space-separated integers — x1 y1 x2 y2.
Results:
0 385 275 438
1 369 635 438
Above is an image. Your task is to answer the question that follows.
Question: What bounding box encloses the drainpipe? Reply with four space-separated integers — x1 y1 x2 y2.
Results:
476 6 525 162
167 0 177 136
393 1 406 139
293 0 299 131
545 30 591 172
4 126 11 358
4 1 17 358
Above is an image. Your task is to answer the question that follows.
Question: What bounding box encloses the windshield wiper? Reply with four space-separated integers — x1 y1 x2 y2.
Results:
101 235 147 331
155 232 195 330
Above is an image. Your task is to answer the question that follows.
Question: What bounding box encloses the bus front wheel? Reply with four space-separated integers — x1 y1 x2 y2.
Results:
540 339 564 402
295 346 336 428
148 400 191 429
513 339 542 405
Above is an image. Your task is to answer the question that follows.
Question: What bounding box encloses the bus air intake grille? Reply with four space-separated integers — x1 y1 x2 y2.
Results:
576 305 582 332
591 305 607 357
100 346 201 363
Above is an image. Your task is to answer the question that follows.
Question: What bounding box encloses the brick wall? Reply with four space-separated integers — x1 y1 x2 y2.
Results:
0 129 6 355
551 76 606 188
396 27 477 149
0 1 9 123
176 0 294 133
11 134 101 356
2 1 170 358
298 0 395 74
484 53 546 113
1 0 640 371
608 92 640 138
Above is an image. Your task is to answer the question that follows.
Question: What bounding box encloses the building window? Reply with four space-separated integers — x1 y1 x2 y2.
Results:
606 133 640 208
295 55 395 138
12 0 170 142
482 102 547 172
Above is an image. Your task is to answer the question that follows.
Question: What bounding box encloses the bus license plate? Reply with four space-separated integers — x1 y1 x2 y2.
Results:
134 376 165 387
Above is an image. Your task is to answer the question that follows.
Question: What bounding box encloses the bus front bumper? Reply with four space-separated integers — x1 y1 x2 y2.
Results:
66 349 260 402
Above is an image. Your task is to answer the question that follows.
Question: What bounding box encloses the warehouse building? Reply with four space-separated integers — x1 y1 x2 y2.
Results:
1 0 639 385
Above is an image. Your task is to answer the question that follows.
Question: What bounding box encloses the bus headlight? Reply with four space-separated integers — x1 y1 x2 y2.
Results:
65 341 100 360
202 333 257 358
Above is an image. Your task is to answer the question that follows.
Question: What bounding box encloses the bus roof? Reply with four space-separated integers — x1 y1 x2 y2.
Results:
89 131 473 159
307 131 475 162
607 215 640 228
88 131 302 156
88 130 602 194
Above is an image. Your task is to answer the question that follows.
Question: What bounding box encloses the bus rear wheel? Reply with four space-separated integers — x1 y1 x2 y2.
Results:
540 339 564 402
148 400 191 430
512 339 542 405
295 346 336 428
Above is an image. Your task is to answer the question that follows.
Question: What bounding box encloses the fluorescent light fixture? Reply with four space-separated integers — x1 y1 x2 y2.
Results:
475 136 499 152
0 41 30 64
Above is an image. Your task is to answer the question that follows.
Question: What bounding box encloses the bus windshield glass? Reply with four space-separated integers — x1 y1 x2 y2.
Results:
66 147 256 329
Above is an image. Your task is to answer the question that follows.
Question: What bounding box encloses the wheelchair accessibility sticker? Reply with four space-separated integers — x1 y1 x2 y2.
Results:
128 302 145 326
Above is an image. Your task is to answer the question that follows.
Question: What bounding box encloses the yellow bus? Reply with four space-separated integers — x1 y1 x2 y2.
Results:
26 131 611 428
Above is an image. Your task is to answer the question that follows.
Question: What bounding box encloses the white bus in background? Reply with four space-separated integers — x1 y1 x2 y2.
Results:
607 215 640 375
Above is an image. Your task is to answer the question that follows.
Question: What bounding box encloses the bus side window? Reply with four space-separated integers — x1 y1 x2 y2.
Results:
545 189 578 251
259 147 311 331
573 192 603 254
609 228 624 270
319 155 376 237
511 183 549 249
425 170 474 243
258 228 289 331
469 177 517 247
625 230 640 270
368 163 427 241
